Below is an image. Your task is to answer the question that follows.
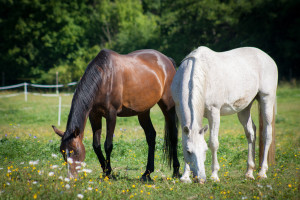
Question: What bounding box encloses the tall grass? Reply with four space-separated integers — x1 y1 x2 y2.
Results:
0 86 299 199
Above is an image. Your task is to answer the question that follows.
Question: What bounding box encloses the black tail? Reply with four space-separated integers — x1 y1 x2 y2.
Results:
168 57 177 70
163 107 179 168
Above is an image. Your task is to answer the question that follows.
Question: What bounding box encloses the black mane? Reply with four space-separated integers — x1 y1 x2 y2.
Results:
63 49 111 141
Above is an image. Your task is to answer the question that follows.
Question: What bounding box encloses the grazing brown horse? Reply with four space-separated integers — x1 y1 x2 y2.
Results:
52 49 180 181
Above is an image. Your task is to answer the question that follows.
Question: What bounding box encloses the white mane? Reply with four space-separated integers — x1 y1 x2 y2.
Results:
181 47 208 130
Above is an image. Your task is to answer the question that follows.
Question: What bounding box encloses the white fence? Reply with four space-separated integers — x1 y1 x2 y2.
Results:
0 82 77 126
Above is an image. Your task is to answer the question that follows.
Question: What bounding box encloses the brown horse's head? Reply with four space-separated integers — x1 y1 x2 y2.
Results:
52 125 85 178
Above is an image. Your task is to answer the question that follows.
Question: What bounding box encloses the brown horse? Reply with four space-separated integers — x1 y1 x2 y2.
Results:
52 49 180 181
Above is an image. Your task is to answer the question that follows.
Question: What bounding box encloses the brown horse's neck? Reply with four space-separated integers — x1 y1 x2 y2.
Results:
65 66 104 139
65 95 91 137
64 49 111 140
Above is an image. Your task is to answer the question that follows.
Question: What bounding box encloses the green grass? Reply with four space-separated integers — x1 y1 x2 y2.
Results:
0 86 299 199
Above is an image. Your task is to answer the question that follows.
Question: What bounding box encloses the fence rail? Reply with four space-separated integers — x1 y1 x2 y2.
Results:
0 82 77 126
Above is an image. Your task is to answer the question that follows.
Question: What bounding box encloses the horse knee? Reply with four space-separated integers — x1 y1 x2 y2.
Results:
93 143 101 151
246 131 256 143
264 126 272 145
104 141 113 153
209 139 219 150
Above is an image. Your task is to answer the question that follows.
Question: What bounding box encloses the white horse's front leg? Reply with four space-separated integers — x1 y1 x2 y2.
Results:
180 163 192 183
208 108 220 182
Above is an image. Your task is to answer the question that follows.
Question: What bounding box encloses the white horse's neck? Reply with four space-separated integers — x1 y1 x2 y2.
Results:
180 47 207 131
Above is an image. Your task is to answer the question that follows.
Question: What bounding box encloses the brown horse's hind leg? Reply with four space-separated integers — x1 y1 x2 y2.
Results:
138 110 156 182
158 101 180 178
104 110 117 177
89 112 107 174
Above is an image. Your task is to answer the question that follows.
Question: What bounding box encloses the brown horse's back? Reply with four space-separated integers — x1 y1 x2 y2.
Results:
93 49 176 117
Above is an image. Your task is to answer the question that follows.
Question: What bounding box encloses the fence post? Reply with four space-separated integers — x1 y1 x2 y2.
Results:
24 82 27 102
56 71 59 95
58 96 61 126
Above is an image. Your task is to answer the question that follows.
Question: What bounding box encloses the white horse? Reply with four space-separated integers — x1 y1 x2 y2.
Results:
171 46 277 183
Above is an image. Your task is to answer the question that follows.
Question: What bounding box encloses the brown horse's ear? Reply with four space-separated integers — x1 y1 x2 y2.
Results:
52 125 64 137
199 125 209 135
74 127 80 137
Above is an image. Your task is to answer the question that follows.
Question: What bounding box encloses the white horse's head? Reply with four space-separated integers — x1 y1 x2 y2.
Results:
182 125 209 183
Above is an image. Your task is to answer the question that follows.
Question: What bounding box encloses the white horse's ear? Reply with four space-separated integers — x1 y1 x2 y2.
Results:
183 126 190 134
199 125 209 135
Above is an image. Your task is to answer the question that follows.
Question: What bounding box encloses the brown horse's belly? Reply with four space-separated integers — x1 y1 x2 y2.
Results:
122 84 162 112
121 71 163 114
117 106 142 117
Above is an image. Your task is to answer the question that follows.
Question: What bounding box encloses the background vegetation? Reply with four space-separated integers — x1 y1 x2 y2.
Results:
0 85 299 199
1 0 299 85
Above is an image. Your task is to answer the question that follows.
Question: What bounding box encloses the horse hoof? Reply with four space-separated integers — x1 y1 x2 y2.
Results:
210 176 220 182
180 177 192 183
245 173 255 180
172 171 181 179
257 173 267 179
140 175 153 182
192 177 206 184
104 173 116 180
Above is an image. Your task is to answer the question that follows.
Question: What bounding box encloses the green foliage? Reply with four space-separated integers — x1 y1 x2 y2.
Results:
0 0 299 84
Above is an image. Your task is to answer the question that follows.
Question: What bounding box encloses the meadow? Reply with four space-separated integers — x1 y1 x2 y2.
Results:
0 85 299 199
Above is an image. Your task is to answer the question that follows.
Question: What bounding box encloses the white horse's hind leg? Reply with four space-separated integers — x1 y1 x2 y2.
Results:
208 108 220 182
180 163 192 183
258 95 275 179
237 104 256 180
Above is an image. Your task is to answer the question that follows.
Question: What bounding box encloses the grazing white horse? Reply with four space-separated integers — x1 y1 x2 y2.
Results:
171 46 277 183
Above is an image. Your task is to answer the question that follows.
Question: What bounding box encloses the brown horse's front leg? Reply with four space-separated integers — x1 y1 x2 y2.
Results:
138 111 156 182
104 110 117 177
90 113 107 173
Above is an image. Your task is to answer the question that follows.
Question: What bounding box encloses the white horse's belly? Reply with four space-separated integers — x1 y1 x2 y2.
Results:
220 102 248 116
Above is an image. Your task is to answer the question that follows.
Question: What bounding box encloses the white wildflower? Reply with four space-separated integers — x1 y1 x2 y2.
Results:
82 169 92 173
48 172 54 176
51 153 58 158
58 176 63 180
20 162 24 165
76 166 81 170
67 158 73 164
88 187 92 191
81 162 86 167
64 178 70 182
32 181 38 184
77 194 84 199
267 185 273 190
65 184 70 189
50 165 59 169
29 160 39 165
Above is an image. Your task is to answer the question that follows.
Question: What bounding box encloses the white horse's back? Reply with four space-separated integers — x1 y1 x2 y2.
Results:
180 47 278 116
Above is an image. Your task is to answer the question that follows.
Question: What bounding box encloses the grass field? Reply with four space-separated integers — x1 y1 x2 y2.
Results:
0 85 299 199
